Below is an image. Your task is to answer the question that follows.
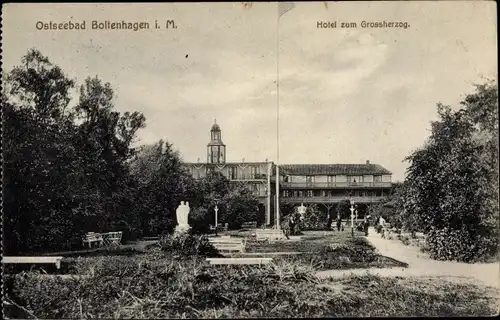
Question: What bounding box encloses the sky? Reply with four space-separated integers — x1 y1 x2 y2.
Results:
2 2 497 182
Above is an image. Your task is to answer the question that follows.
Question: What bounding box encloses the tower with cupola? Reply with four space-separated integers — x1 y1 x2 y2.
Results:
207 119 226 164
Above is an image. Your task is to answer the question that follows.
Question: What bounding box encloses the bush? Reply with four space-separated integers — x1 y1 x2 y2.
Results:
299 204 329 231
425 227 497 262
160 231 221 258
325 238 377 263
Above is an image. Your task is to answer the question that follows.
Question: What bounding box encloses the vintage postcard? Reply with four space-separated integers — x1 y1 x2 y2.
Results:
1 1 498 318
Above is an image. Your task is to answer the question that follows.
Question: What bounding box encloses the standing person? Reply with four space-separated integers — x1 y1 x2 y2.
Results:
336 214 342 232
379 216 386 238
363 215 370 236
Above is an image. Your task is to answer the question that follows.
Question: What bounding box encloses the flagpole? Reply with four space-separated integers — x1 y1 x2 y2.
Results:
275 1 280 230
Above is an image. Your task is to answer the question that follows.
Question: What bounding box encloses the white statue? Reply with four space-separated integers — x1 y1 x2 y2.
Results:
297 203 307 215
175 201 191 233
297 203 307 221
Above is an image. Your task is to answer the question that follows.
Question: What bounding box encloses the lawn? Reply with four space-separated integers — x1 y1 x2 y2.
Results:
242 230 408 270
4 232 498 318
4 252 498 318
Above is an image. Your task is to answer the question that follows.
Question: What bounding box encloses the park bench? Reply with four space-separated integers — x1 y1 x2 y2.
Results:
241 221 258 229
255 229 285 241
209 223 229 233
217 223 229 232
82 232 103 249
2 256 64 269
101 231 123 247
206 257 272 265
209 237 246 253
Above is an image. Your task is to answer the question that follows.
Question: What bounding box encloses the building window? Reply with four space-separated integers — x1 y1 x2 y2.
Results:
229 167 237 180
284 175 290 182
306 190 313 197
250 166 258 179
328 175 335 183
252 184 259 195
374 175 382 182
283 190 289 197
298 191 304 198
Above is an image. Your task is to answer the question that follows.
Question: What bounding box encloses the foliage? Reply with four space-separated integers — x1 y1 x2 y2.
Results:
128 140 196 237
402 81 499 262
5 255 497 318
160 232 221 258
3 49 144 254
369 182 407 230
189 172 260 231
336 200 351 219
299 204 329 230
3 49 261 255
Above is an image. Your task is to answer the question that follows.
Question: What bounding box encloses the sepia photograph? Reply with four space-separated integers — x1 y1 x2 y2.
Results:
1 1 498 318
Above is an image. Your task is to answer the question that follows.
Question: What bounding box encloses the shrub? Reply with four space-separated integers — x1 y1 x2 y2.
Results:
298 204 329 231
160 231 221 258
425 227 497 262
325 238 377 263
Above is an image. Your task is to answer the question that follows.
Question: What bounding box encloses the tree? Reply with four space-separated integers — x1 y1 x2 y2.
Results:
403 81 498 262
3 49 82 254
188 171 260 232
129 140 195 236
336 200 351 219
3 49 146 253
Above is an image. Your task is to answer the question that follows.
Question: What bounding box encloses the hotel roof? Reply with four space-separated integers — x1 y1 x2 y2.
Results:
279 164 392 176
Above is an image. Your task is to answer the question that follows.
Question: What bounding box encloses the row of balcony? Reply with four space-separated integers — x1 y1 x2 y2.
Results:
281 196 384 204
279 182 392 188
227 178 392 189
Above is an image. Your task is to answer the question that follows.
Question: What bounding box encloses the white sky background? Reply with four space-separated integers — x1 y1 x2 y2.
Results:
2 2 497 182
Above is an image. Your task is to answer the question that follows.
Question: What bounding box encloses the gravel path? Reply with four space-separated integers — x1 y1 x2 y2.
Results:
317 227 500 289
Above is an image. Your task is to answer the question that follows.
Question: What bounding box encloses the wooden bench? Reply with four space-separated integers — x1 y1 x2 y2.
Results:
2 256 64 269
241 221 257 229
255 229 285 241
206 257 272 265
209 237 246 253
82 232 103 249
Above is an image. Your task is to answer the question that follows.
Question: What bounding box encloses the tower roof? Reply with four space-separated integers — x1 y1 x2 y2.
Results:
211 120 221 132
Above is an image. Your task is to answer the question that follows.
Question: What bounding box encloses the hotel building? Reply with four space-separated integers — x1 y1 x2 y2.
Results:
182 121 393 225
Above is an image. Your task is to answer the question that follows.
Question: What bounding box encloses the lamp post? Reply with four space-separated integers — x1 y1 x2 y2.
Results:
214 205 219 236
350 200 355 237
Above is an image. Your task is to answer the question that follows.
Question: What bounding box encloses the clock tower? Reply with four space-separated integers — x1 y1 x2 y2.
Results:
207 119 226 164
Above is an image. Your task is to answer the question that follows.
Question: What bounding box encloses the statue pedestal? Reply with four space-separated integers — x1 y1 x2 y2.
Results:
174 224 191 234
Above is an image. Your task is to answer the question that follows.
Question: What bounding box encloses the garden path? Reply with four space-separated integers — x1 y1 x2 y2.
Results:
316 227 500 289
